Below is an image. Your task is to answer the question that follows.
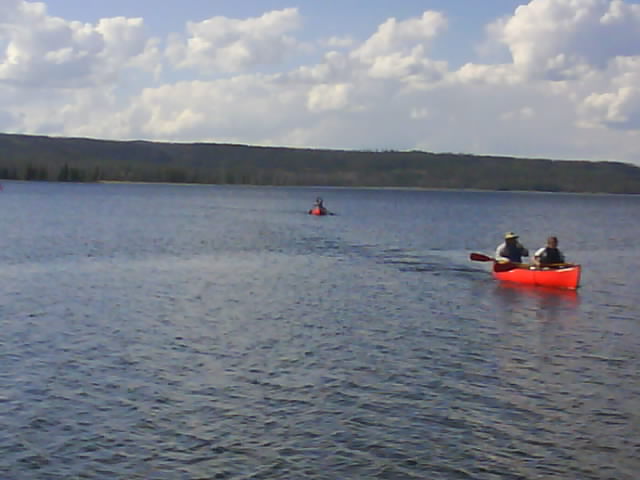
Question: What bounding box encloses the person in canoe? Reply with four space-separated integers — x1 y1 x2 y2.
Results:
495 232 529 263
533 236 565 266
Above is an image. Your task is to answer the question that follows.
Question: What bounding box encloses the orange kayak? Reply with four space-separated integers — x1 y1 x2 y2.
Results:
492 262 581 290
309 207 328 216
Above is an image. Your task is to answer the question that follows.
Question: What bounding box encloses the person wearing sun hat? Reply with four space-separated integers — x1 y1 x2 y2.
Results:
495 232 529 263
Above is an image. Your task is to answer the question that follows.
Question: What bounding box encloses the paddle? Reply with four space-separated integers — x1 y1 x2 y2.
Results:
469 252 521 272
469 252 493 262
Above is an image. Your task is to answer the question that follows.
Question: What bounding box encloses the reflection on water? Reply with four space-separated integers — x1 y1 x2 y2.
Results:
491 282 582 368
493 282 580 309
493 282 579 323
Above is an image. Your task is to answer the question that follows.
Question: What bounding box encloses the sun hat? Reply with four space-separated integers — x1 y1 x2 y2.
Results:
504 232 519 240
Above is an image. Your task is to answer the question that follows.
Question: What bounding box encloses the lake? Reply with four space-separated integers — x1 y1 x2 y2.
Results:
1 181 638 479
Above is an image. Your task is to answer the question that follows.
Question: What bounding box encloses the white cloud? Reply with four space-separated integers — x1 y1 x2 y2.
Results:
0 1 159 87
478 0 640 136
352 11 447 62
342 11 450 88
166 8 302 73
307 83 351 112
559 48 640 130
106 75 312 142
3 2 640 166
489 0 640 79
454 63 522 86
290 51 354 84
581 86 640 128
366 48 448 84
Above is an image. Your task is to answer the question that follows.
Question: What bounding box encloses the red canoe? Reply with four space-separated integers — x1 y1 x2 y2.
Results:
492 262 581 290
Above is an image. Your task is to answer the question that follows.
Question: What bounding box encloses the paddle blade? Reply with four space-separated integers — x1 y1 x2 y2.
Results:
470 252 493 262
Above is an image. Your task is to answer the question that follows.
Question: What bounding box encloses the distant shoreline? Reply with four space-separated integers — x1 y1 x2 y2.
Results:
90 180 637 195
1 132 639 194
0 179 633 195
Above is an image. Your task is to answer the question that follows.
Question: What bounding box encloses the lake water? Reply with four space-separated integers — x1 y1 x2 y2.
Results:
1 181 638 479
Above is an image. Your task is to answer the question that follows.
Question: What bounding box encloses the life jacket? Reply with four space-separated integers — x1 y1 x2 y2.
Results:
502 244 525 263
539 247 564 265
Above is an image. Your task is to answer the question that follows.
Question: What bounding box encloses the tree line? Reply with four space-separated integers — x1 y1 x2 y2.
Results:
1 132 639 193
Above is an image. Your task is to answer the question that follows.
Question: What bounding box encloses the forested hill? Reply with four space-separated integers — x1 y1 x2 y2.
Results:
1 132 639 193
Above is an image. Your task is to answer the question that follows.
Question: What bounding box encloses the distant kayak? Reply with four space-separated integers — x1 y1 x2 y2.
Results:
470 253 581 290
309 207 328 216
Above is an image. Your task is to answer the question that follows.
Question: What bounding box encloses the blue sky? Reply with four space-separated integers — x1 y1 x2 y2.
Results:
2 0 640 165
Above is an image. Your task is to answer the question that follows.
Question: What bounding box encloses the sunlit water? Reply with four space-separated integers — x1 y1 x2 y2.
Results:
1 182 638 479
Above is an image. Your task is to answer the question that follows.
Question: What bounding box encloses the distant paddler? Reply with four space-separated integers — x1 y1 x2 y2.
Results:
309 197 328 215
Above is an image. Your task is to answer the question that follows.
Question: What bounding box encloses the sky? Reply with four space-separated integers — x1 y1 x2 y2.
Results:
2 0 640 165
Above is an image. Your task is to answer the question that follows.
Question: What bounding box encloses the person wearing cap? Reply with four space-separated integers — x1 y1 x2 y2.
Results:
533 236 565 266
495 232 529 263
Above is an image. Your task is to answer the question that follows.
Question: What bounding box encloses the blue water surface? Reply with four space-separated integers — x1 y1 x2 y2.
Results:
0 182 638 479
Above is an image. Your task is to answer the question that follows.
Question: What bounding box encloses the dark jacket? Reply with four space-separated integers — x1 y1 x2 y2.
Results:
496 242 529 263
535 247 565 265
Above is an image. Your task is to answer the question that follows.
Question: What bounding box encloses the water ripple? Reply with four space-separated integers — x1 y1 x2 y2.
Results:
1 184 639 479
